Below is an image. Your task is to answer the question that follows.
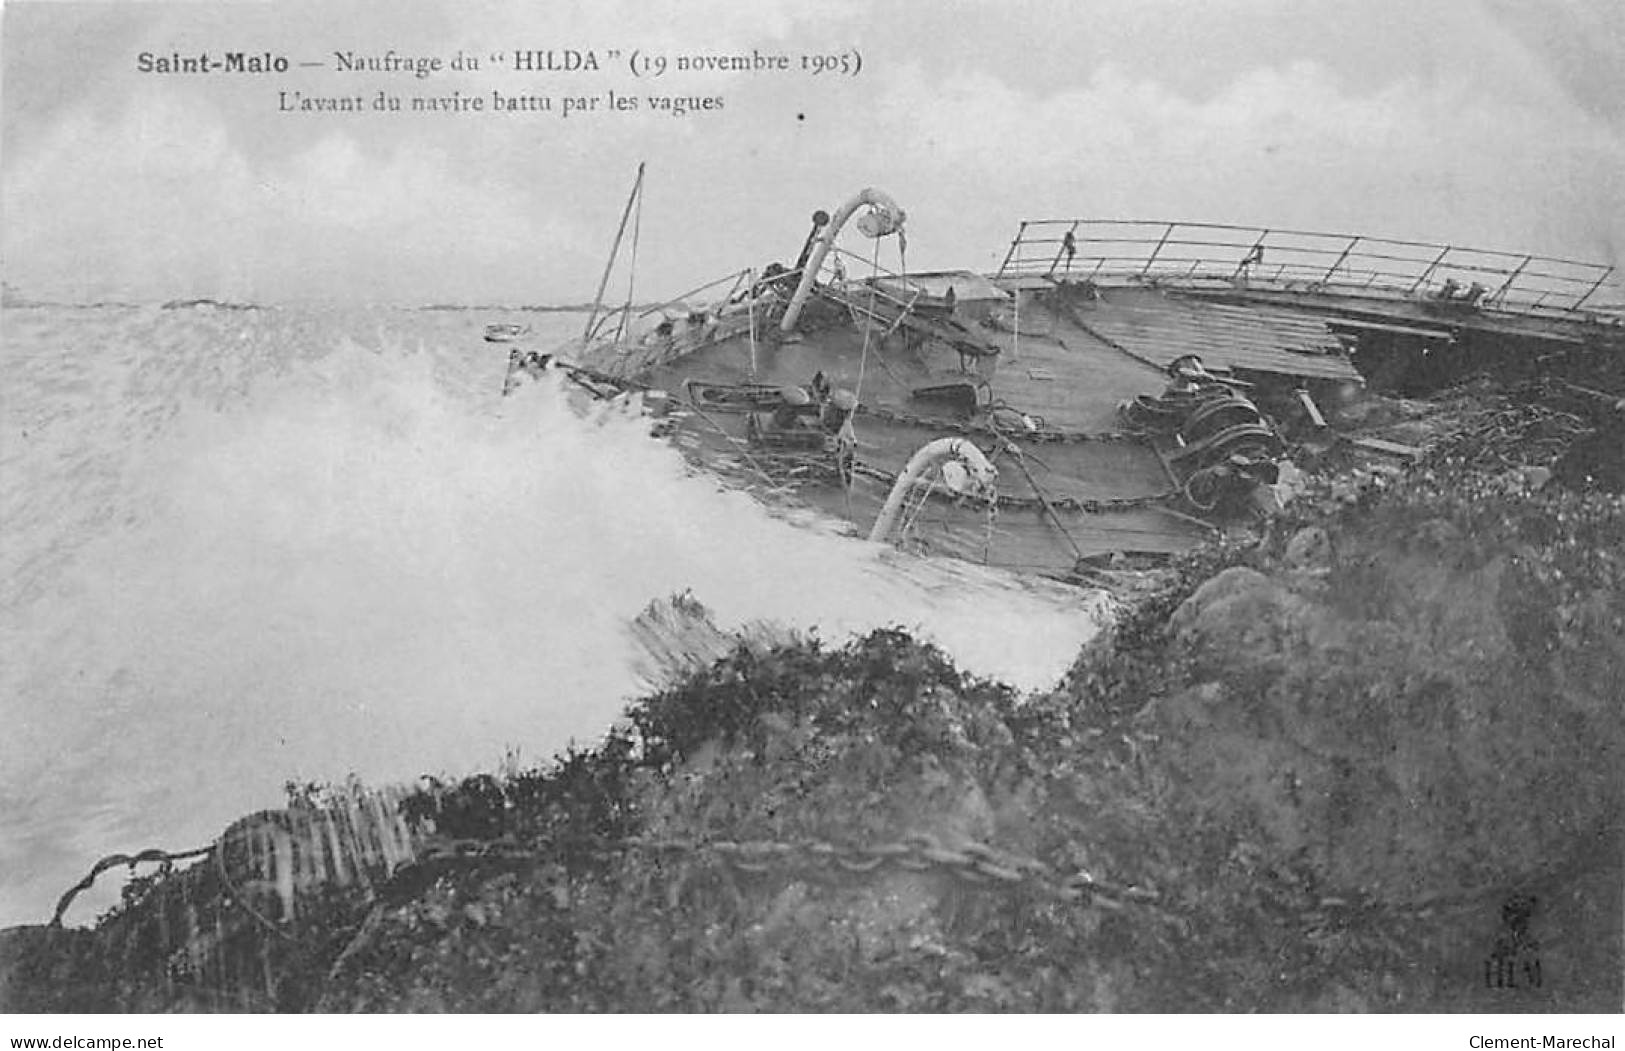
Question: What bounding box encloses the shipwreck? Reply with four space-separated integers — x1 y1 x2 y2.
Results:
496 170 1625 585
9 174 1623 1012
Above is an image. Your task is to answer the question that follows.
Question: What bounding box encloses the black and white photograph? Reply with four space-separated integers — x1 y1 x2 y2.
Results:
1 0 1621 1034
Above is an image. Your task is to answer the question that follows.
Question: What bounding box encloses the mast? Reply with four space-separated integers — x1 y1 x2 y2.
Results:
582 162 646 350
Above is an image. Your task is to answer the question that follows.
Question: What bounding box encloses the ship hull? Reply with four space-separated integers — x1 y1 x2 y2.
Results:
563 285 1221 582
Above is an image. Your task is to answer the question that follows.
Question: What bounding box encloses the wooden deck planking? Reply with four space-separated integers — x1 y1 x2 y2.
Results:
1062 287 1362 382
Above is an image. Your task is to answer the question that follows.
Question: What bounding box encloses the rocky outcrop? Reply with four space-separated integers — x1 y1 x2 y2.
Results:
627 592 794 691
1142 534 1622 901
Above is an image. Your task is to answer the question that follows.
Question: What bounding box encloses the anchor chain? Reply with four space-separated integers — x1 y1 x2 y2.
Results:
56 824 1611 967
415 831 1184 923
847 460 1180 515
846 405 1183 512
855 403 1140 444
697 446 1180 516
408 829 1553 934
50 845 215 927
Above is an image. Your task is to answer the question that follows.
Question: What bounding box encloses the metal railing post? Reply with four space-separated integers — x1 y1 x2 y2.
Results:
1572 266 1615 312
1407 245 1453 294
1487 254 1532 307
997 222 1028 278
988 218 1618 321
1048 220 1081 277
1229 228 1270 282
1140 222 1177 275
1319 236 1361 286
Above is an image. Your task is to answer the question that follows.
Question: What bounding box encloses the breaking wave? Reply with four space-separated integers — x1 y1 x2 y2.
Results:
0 305 1105 925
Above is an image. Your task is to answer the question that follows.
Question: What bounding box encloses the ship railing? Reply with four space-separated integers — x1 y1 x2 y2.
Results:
995 219 1623 322
586 239 930 350
584 267 762 346
819 244 928 320
635 266 771 320
816 284 926 340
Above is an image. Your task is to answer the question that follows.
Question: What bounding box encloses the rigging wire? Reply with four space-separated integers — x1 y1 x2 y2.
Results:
613 177 644 348
1012 285 1021 362
842 214 889 517
747 267 757 380
854 233 883 403
898 471 939 541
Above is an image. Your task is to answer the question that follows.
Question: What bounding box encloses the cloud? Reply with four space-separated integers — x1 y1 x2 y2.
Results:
3 1 1620 303
3 89 594 303
1479 0 1625 130
866 56 1624 270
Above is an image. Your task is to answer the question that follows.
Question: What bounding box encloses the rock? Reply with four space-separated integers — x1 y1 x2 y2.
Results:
1167 566 1321 671
1167 567 1272 638
1501 465 1552 491
627 592 793 690
1149 542 1623 904
0 924 105 1012
1554 430 1625 492
1136 680 1224 731
1283 526 1335 571
1411 517 1464 550
1271 459 1309 506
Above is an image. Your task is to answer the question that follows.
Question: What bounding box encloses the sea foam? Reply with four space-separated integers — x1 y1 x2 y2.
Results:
0 305 1104 925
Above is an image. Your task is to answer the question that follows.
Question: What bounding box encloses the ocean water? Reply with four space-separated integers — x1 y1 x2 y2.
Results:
0 304 1107 927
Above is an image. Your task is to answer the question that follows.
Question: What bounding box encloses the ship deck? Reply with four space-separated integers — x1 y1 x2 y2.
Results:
565 230 1480 579
633 292 1241 576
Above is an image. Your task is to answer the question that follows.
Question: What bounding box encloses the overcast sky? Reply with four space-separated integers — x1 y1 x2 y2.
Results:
3 0 1621 304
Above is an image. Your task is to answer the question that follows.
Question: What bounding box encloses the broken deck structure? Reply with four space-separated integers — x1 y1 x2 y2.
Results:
538 196 1625 584
996 219 1625 392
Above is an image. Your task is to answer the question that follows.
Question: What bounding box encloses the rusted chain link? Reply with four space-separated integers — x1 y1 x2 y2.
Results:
213 837 301 945
50 845 214 927
699 447 1180 516
856 403 1140 444
846 461 1181 515
671 389 1190 515
415 830 1185 924
61 823 1616 957
413 827 1614 936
